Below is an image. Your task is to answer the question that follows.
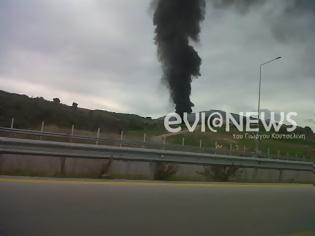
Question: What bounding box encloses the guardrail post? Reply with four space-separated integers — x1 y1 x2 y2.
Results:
199 139 202 149
163 136 166 149
40 121 45 140
70 124 74 143
182 137 185 146
267 147 270 158
229 144 232 154
277 150 280 158
96 128 100 145
10 117 14 129
120 130 124 147
243 145 246 154
143 133 147 148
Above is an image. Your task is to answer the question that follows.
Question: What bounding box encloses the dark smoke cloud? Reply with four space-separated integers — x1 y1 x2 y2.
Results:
153 0 206 115
211 0 263 13
153 0 314 116
212 0 315 42
212 0 315 16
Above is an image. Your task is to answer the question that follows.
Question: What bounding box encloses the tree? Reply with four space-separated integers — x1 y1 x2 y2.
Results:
304 126 314 134
72 102 78 110
53 98 60 104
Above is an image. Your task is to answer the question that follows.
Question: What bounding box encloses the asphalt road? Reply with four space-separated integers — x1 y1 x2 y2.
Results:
0 177 314 236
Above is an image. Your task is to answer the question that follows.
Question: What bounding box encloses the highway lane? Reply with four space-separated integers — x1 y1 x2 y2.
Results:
0 177 314 236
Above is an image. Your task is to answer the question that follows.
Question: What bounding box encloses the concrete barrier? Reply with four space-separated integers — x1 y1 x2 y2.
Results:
0 154 314 183
0 137 314 183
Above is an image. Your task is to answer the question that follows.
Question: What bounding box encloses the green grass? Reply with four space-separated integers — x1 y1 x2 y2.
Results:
164 127 315 161
124 128 166 140
280 232 315 236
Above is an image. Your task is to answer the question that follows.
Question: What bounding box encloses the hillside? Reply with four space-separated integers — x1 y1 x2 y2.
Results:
0 90 314 160
0 90 161 133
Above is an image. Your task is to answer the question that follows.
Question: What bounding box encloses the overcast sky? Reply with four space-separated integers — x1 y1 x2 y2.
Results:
0 0 314 129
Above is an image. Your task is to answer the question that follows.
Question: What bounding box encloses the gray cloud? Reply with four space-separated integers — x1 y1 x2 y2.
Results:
0 0 314 129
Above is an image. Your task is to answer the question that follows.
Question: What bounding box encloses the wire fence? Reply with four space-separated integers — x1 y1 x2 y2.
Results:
0 118 313 163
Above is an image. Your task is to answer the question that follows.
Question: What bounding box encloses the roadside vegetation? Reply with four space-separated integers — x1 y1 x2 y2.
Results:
166 127 315 161
0 90 162 133
0 90 314 161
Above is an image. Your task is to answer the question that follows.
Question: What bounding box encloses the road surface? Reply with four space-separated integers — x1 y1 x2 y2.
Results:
0 177 314 236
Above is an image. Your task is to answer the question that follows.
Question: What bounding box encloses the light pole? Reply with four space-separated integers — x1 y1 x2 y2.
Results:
256 56 282 156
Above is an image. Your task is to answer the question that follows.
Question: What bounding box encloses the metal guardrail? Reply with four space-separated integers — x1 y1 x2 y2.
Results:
0 137 314 173
0 126 249 155
0 126 313 163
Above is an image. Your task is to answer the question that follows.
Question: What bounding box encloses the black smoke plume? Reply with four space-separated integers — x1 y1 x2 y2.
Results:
153 0 206 116
153 0 314 116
